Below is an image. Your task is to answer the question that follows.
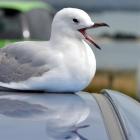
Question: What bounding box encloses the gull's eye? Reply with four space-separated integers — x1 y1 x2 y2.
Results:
73 18 79 24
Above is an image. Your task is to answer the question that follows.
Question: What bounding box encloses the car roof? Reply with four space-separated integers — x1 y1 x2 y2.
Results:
0 90 140 140
0 91 110 140
0 1 53 12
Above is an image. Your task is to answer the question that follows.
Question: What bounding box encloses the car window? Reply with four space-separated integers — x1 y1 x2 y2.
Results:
0 9 23 39
26 9 53 40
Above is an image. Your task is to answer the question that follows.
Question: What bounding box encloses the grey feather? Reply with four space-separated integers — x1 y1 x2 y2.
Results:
0 41 50 83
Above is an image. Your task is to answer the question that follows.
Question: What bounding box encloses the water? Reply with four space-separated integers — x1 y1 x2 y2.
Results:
89 11 140 71
93 41 140 71
90 11 140 36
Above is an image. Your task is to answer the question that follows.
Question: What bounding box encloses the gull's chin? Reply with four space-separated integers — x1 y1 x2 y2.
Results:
78 22 109 50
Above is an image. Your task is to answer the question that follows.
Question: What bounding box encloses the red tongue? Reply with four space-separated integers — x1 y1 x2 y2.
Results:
80 29 101 50
85 34 101 50
78 22 109 50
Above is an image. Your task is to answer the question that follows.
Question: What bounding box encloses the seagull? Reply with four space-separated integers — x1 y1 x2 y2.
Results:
0 8 108 92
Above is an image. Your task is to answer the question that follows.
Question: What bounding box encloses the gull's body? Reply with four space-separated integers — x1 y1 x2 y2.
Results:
0 8 108 92
0 39 95 92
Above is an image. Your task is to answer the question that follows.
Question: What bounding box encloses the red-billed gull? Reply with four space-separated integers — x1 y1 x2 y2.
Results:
0 8 108 92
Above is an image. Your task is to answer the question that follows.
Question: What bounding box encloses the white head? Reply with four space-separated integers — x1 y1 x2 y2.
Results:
50 8 109 49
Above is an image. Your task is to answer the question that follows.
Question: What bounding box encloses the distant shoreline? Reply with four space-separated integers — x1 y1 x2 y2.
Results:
98 32 140 41
94 37 140 43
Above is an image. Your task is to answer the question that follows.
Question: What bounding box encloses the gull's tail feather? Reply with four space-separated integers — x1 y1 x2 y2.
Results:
0 86 11 90
0 82 45 93
0 82 22 90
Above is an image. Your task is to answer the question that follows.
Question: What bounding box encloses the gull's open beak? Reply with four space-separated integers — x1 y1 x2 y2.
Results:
78 23 109 50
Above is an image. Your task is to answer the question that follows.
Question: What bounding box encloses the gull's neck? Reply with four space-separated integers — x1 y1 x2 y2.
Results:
50 29 85 50
50 35 86 52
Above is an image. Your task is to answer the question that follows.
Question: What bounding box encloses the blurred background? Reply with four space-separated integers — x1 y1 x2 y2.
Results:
0 0 140 99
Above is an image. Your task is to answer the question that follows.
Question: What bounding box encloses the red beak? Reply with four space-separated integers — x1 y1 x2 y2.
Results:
78 23 109 50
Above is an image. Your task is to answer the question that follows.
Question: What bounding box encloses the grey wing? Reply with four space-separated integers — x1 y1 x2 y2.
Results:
0 41 50 83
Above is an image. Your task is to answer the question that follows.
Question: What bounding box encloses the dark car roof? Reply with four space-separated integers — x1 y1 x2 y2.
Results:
0 90 139 140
